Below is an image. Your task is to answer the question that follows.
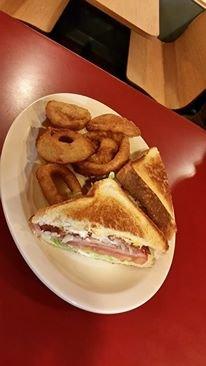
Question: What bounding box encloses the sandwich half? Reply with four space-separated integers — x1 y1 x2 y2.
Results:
116 147 176 240
30 178 168 267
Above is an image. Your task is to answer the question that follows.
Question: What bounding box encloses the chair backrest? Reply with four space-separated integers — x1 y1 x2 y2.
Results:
0 0 70 32
86 0 160 36
127 11 206 109
193 0 206 8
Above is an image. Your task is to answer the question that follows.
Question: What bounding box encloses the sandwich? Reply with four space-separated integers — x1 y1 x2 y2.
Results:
116 147 176 240
30 178 168 267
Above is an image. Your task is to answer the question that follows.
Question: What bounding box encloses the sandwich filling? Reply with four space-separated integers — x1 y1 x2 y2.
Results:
34 224 151 265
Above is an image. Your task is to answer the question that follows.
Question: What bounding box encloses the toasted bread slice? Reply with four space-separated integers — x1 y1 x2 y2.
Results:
117 148 176 240
31 178 167 267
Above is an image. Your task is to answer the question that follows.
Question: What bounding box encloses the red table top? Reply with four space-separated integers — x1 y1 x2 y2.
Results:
0 11 206 366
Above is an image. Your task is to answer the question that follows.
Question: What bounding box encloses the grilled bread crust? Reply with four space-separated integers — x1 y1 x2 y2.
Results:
117 147 176 240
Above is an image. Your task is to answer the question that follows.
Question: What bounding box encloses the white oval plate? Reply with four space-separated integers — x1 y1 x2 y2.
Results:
0 93 175 314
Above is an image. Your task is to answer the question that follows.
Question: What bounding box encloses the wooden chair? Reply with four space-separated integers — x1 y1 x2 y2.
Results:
86 0 160 36
194 0 206 9
127 11 206 109
0 0 70 33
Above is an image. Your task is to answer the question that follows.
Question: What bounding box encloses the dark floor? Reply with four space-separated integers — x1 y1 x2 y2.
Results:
50 0 206 129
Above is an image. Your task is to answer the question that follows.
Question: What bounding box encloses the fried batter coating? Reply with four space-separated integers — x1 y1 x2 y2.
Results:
36 163 82 205
74 136 130 176
89 138 118 164
46 100 91 130
36 128 95 164
86 114 140 137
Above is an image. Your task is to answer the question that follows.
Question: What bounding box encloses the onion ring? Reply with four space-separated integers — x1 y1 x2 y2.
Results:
46 100 91 130
74 136 130 176
85 131 119 164
36 128 95 164
86 114 140 137
86 130 123 145
89 138 118 164
36 163 82 205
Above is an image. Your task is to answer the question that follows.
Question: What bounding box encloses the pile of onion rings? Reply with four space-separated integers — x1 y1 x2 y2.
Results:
35 100 141 205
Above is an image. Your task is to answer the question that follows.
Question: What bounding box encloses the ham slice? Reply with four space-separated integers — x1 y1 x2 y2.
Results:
61 233 149 265
66 238 148 265
38 225 149 265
